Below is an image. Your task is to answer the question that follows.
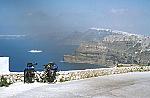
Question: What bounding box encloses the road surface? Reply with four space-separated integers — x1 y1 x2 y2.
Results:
1 72 150 98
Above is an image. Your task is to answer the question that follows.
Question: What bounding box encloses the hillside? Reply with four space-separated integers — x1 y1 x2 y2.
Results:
64 28 150 67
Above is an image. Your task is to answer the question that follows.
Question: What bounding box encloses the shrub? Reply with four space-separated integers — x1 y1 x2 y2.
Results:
0 76 12 87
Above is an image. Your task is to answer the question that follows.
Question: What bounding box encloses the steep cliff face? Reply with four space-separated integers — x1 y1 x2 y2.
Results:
64 28 150 67
64 41 117 67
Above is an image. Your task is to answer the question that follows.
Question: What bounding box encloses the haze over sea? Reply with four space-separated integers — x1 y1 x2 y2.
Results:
0 0 150 71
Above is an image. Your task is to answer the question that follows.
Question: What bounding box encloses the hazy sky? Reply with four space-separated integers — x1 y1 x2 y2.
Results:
0 0 150 37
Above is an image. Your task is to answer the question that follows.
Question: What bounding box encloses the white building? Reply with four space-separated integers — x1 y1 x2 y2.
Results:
0 57 10 74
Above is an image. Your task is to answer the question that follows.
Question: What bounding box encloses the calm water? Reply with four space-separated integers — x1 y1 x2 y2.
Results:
0 38 107 72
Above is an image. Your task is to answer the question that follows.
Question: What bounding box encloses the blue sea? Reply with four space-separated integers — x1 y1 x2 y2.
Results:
0 37 107 72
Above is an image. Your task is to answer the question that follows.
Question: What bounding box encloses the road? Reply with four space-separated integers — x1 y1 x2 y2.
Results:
2 72 150 98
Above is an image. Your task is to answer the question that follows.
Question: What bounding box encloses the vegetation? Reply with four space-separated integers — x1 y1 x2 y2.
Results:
0 76 12 87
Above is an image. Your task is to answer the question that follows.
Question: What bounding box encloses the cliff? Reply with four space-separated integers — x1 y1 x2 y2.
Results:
64 29 150 67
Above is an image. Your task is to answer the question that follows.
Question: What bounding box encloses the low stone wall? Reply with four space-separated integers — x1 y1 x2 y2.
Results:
56 66 150 82
0 73 24 83
1 66 150 83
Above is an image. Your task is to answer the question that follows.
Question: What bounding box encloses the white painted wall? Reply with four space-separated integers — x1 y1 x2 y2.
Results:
0 57 10 74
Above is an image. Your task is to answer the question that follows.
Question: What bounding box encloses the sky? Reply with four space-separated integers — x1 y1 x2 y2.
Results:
0 0 150 37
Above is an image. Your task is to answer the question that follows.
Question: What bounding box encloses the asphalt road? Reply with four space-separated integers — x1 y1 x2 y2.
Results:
5 72 150 98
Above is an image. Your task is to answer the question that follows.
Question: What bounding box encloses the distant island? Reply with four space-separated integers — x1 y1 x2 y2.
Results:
64 28 150 67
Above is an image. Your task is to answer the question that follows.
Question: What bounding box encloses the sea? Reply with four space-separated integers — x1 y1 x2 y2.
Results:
0 37 107 72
